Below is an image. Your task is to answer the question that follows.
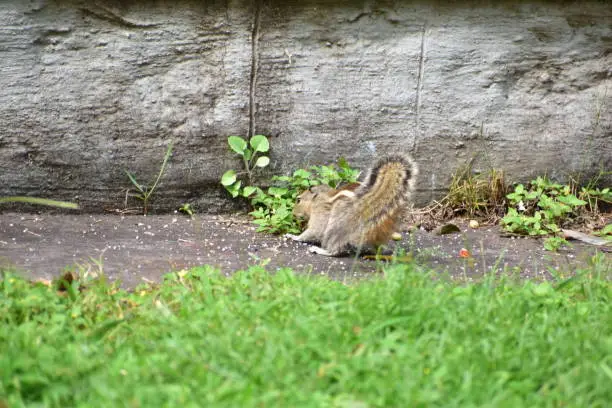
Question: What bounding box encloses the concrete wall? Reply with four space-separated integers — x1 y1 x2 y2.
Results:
1 0 610 212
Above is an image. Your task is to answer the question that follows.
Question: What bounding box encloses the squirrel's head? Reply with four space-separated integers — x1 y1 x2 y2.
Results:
292 185 332 220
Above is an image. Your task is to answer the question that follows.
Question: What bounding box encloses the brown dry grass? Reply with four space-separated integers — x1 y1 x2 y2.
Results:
407 159 508 231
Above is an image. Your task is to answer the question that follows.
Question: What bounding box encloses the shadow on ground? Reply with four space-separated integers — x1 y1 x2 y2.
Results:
1 212 609 288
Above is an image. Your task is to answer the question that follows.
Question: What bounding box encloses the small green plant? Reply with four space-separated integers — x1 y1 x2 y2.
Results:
566 170 611 215
502 177 590 250
580 186 611 213
307 158 361 189
220 135 270 198
270 157 359 193
125 142 174 215
593 223 612 239
502 177 587 236
221 135 359 234
543 236 572 252
178 203 194 217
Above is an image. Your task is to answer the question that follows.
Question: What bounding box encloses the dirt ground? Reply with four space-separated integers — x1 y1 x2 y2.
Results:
0 212 609 288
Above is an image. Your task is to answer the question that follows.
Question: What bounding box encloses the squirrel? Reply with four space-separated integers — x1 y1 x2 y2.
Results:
290 182 361 244
286 155 418 256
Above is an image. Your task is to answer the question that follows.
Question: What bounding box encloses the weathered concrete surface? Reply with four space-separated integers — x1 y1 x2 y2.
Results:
1 212 608 288
0 1 610 212
0 0 254 212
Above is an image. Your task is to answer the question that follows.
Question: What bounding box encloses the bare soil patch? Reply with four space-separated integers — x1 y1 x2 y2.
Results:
1 212 608 288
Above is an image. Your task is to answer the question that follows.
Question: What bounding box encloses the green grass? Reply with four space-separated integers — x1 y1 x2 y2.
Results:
1 254 611 407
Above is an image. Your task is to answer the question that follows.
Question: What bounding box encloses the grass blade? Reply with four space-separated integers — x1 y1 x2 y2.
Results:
0 196 79 209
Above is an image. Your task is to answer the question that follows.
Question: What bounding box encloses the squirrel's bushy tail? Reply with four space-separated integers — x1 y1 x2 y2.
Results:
322 154 418 254
357 155 418 208
354 154 418 244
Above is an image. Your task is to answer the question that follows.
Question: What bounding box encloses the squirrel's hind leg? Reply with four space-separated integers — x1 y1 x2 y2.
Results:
308 246 336 256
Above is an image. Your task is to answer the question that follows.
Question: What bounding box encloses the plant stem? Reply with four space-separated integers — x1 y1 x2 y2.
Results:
243 155 252 185
143 142 174 214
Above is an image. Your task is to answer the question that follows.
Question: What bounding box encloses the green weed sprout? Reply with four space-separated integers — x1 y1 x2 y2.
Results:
125 141 174 215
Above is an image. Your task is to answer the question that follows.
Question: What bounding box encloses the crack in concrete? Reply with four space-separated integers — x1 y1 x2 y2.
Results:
414 22 427 153
248 0 262 139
